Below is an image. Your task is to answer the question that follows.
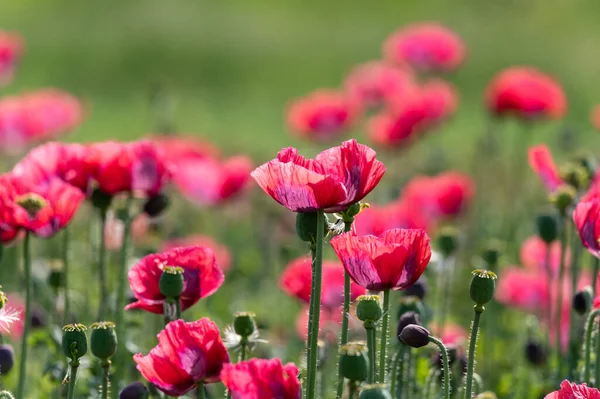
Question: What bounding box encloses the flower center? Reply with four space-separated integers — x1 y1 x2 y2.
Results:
16 193 48 218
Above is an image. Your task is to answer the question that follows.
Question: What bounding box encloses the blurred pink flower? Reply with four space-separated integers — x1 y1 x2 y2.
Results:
528 145 563 192
162 234 232 272
104 212 150 251
0 30 24 87
3 294 24 339
495 267 549 315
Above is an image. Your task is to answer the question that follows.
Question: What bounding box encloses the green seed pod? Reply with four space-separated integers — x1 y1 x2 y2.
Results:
436 226 460 257
48 266 64 290
359 384 392 399
356 295 383 328
0 391 15 399
233 311 256 338
536 212 559 244
295 212 328 243
474 392 498 399
90 322 117 360
470 270 497 310
399 324 431 348
143 193 170 217
90 188 113 212
559 163 589 191
550 185 576 216
339 341 368 382
159 266 184 299
396 296 425 320
62 324 88 360
573 286 593 315
480 239 503 270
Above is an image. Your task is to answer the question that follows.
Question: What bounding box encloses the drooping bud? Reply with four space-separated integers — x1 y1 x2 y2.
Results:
524 340 547 367
470 270 497 311
480 239 503 270
396 296 425 320
0 391 15 399
356 295 383 328
536 212 559 244
396 311 421 342
359 384 392 399
47 263 64 291
159 266 184 299
61 324 88 360
119 382 149 399
233 312 256 339
400 324 431 348
573 287 593 315
550 185 576 216
296 212 329 243
436 226 460 257
90 321 118 360
143 193 170 217
403 277 427 300
339 341 368 382
90 188 113 212
0 344 14 375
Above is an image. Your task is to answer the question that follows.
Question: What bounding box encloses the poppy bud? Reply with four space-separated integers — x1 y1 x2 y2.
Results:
550 185 576 216
396 296 425 320
339 341 368 382
397 311 421 342
233 311 256 339
48 266 63 291
559 163 588 191
90 321 118 360
119 382 149 399
359 384 392 399
480 239 503 270
403 278 427 300
90 188 113 212
296 212 329 243
573 287 593 315
62 324 88 360
474 392 498 399
470 270 497 310
356 295 383 328
31 307 47 329
0 344 14 375
524 340 547 367
143 193 170 217
0 391 14 399
574 153 597 182
342 203 362 219
436 226 459 257
159 266 184 299
400 324 431 348
536 212 559 244
0 289 6 310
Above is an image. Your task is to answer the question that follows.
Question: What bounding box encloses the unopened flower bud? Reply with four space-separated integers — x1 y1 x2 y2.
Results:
436 226 459 257
339 341 368 382
0 344 14 375
233 311 256 339
536 212 559 244
474 392 498 399
480 239 503 270
356 295 383 328
0 289 6 310
62 324 88 360
403 278 427 300
550 185 576 216
573 287 593 315
560 163 589 191
90 321 117 360
91 188 113 212
396 296 425 320
359 384 392 399
143 193 170 217
296 212 329 243
397 311 421 342
400 324 431 348
159 266 184 299
0 391 15 399
119 382 149 399
470 270 497 310
524 340 547 367
48 265 64 291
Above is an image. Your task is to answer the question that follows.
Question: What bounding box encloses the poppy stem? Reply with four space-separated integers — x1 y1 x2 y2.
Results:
347 381 359 399
16 232 31 399
464 307 483 399
568 227 582 379
366 326 377 384
175 297 181 320
543 245 552 347
595 318 600 386
555 218 569 377
306 210 325 399
389 345 404 397
97 209 108 321
197 382 205 399
429 336 451 399
239 342 247 362
593 256 600 297
67 359 79 399
63 227 71 325
397 344 406 399
101 359 110 399
583 310 600 383
404 348 413 399
378 289 390 383
422 369 439 399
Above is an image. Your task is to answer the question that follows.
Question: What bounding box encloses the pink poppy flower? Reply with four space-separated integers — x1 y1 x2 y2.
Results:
544 380 600 399
221 358 301 399
520 236 569 276
162 235 232 272
495 267 550 314
528 145 563 192
0 30 24 87
573 199 600 258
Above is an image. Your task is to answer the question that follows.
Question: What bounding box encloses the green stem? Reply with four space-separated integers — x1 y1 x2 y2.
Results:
101 360 110 399
430 336 451 399
378 289 390 384
16 232 31 399
404 348 413 399
555 220 569 377
306 210 325 399
305 244 316 393
543 243 552 346
67 360 80 399
389 346 403 396
175 297 181 320
568 226 582 379
397 345 406 399
465 308 483 399
240 342 247 362
335 219 353 399
423 369 439 399
594 256 600 297
62 228 71 324
596 318 600 386
197 382 205 399
366 326 377 384
98 209 108 321
347 381 359 399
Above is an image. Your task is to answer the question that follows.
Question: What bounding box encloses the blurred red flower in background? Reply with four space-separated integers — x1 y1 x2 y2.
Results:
420 79 459 124
383 23 466 73
485 67 566 120
163 234 232 272
573 199 600 258
528 144 563 192
0 30 23 87
134 318 229 396
251 139 385 213
520 235 569 276
287 90 357 141
591 105 600 132
330 228 431 291
544 380 600 399
221 358 301 399
126 246 224 314
354 200 433 236
495 267 550 314
151 134 220 163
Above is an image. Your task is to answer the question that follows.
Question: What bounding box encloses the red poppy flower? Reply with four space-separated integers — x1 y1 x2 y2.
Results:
88 140 172 197
355 200 433 236
485 67 566 120
520 236 569 276
163 235 232 272
151 134 220 163
126 246 224 314
330 229 431 291
591 105 600 132
251 139 385 213
0 30 23 87
528 145 563 192
280 256 365 309
421 79 458 124
544 380 600 399
221 358 301 399
173 156 252 206
383 22 466 72
344 61 415 110
287 90 356 142
495 267 550 315
573 199 600 258
134 318 229 396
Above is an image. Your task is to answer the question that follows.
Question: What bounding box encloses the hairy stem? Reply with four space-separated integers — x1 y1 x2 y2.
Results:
378 289 390 384
17 232 31 399
465 308 483 399
430 336 451 399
